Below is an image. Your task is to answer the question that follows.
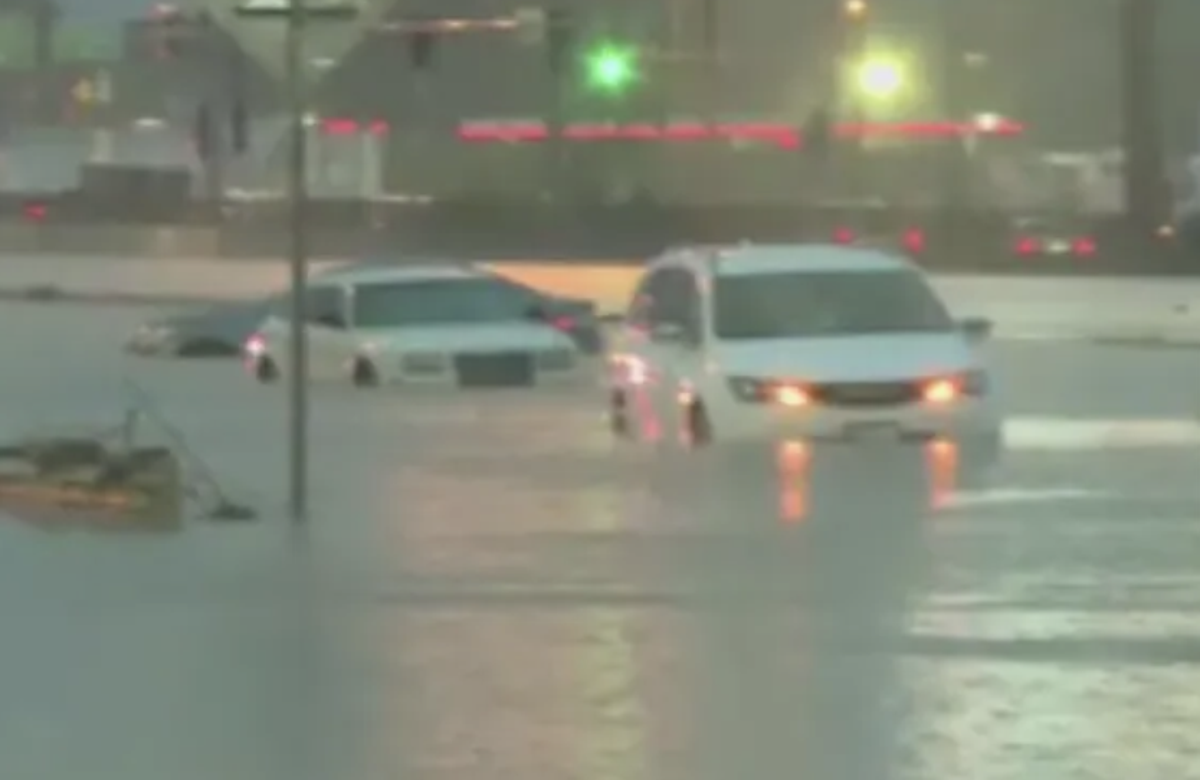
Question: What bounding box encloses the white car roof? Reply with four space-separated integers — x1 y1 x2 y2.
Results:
312 263 486 287
689 244 916 277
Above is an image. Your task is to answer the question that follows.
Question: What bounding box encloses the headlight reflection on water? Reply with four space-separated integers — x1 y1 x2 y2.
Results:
773 438 960 525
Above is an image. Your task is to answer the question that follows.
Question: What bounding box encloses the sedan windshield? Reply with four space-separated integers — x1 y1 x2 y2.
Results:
713 269 953 339
353 278 533 328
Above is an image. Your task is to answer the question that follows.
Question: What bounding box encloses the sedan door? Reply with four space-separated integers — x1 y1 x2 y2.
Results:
268 285 351 381
302 285 353 380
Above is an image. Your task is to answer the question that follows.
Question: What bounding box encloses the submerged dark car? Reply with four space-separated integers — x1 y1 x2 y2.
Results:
534 294 604 354
126 299 271 358
487 274 604 354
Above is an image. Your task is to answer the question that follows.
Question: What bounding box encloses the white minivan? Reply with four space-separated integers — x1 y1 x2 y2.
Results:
606 243 1003 480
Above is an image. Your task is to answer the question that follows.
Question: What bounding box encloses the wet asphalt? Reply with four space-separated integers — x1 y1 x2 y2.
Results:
1 302 1199 780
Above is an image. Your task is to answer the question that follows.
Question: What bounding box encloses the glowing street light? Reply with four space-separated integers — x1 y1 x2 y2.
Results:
843 0 868 20
854 56 906 101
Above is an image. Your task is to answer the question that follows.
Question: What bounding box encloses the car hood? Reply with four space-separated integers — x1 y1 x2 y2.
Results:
713 333 980 382
362 322 572 353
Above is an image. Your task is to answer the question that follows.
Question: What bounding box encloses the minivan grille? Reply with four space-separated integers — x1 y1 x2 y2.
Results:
812 381 919 407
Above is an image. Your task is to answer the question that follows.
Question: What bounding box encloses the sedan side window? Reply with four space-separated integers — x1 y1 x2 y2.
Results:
306 286 347 329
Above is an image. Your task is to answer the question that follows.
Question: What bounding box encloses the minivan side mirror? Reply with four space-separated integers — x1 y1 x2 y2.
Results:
649 322 685 342
959 316 992 340
650 321 700 347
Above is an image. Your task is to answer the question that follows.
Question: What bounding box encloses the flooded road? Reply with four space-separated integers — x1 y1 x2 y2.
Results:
2 302 1200 780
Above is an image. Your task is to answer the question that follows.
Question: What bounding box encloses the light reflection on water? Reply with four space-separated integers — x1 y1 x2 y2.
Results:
673 441 936 780
7 353 1200 780
355 427 946 780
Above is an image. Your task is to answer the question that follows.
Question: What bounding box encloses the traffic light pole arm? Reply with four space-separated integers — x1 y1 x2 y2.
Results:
375 16 522 33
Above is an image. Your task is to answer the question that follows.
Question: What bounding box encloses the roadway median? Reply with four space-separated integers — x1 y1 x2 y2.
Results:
4 255 1200 346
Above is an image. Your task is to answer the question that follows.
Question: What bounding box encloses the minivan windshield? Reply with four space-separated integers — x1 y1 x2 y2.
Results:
353 278 532 328
713 269 954 339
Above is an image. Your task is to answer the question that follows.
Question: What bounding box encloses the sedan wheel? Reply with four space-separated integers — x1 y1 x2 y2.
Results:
255 357 279 383
352 358 380 388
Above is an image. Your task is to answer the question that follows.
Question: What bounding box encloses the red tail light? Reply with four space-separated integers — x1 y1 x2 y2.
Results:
903 227 925 252
551 315 575 331
1072 237 1096 255
1015 237 1038 255
22 202 46 222
833 227 855 244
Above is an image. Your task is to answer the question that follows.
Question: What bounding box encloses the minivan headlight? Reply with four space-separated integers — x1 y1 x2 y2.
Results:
921 370 988 403
727 377 811 406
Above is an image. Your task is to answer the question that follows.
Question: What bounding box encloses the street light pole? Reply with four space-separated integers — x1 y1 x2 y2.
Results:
236 0 357 524
284 0 309 524
840 0 869 199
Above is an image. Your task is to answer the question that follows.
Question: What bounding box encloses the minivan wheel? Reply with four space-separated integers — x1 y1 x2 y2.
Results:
609 390 631 437
255 357 279 384
685 402 713 447
352 358 380 388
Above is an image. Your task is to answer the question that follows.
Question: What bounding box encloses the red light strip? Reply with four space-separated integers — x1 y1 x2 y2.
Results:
320 118 389 135
318 118 1025 144
456 120 1023 147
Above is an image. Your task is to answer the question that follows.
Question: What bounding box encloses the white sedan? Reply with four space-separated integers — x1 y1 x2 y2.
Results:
606 243 1003 484
245 264 584 388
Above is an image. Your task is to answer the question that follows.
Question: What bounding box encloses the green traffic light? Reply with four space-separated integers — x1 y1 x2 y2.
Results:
584 43 639 93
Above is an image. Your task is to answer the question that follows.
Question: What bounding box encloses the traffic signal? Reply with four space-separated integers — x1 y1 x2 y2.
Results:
409 30 436 69
147 8 212 60
546 9 574 73
583 42 639 94
155 17 182 59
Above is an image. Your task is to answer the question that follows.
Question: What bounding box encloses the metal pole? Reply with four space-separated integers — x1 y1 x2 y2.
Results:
1119 0 1163 232
701 0 717 122
939 2 960 243
285 1 309 523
